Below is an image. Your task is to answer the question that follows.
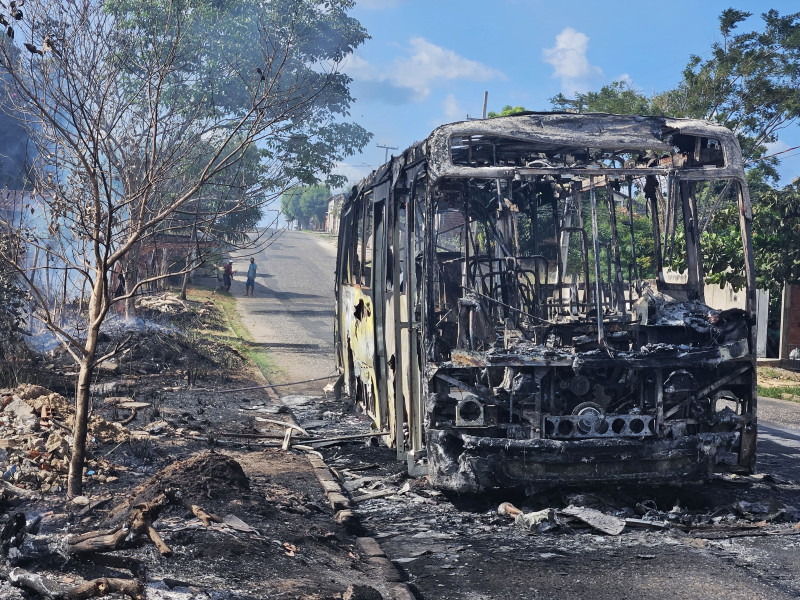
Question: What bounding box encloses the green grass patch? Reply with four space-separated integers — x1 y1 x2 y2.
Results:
758 385 800 401
187 286 283 382
759 367 783 380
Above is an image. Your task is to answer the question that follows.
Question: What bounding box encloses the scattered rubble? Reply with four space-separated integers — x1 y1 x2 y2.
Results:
0 384 122 495
0 293 399 599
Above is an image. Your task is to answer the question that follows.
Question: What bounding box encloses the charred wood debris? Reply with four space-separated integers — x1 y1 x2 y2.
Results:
0 293 396 599
0 292 797 598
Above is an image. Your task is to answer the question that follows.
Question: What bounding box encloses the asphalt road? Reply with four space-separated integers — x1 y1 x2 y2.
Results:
232 229 800 599
231 228 338 394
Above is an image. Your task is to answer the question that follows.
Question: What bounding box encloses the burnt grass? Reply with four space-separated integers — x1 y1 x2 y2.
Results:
0 294 388 600
4 293 800 599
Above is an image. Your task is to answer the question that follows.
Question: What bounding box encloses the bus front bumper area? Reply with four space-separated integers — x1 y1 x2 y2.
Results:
426 429 741 494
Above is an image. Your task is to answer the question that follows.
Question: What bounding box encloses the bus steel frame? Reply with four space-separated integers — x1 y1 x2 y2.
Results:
334 112 757 493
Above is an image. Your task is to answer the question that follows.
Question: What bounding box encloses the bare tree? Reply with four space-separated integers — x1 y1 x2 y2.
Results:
0 0 369 496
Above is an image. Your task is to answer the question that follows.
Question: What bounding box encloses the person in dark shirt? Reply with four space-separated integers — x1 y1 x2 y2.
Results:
223 260 233 293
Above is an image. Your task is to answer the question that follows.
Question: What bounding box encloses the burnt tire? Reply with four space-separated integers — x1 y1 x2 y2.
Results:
571 401 604 435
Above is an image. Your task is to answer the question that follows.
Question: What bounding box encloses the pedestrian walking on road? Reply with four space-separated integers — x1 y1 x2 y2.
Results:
245 257 257 297
223 260 233 293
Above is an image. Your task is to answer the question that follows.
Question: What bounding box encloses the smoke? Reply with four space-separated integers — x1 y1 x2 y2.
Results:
0 102 32 190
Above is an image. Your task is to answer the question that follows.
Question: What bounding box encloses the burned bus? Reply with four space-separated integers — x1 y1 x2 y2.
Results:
334 112 757 493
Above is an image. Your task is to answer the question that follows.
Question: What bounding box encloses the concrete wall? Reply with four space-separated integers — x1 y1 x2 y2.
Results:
326 194 345 236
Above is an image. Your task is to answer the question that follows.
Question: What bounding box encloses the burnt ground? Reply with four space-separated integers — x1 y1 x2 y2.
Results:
0 292 392 600
2 257 800 599
285 392 800 600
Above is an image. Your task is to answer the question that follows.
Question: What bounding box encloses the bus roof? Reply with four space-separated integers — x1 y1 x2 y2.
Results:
347 112 746 200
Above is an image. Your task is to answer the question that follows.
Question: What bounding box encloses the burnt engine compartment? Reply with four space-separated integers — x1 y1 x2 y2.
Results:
429 359 750 442
428 289 754 440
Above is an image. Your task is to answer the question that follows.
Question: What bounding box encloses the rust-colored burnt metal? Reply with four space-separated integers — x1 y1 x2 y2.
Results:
335 113 757 492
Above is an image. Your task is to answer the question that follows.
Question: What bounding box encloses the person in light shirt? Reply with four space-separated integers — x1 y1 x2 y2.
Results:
245 257 257 297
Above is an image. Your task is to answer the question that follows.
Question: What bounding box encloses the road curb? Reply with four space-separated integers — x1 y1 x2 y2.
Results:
309 456 417 600
228 292 414 599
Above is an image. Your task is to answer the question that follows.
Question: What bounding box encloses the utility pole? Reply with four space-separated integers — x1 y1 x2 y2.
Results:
482 91 488 119
376 144 398 163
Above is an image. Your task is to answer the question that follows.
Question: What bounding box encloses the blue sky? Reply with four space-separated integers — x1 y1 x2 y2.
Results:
332 1 800 188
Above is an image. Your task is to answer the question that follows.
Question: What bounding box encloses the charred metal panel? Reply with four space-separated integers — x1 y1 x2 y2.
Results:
427 429 738 494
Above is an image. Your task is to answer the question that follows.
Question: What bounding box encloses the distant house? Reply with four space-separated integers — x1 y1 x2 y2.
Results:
134 232 218 292
1 189 218 302
326 193 345 236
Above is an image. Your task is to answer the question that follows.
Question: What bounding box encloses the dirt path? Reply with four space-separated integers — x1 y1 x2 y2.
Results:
232 230 339 394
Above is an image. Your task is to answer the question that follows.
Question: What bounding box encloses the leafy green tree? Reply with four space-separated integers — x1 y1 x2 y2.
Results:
281 189 303 227
551 10 800 177
661 10 800 168
487 105 528 118
299 185 331 229
546 9 800 314
281 185 331 229
551 81 653 115
703 180 800 291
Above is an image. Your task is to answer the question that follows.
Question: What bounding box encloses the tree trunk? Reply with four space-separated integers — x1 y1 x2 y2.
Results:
124 243 142 320
180 224 198 301
68 286 103 498
180 268 190 300
67 356 94 497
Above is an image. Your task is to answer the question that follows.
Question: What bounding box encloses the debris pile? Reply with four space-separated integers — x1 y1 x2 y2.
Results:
0 454 263 600
0 384 125 494
37 294 243 385
136 293 194 317
134 292 219 332
497 486 800 537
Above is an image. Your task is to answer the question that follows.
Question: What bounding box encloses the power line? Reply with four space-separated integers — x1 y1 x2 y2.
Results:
747 144 800 163
376 144 398 163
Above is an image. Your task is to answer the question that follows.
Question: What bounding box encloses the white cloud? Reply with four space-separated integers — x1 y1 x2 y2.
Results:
393 38 505 100
346 38 505 102
442 94 467 121
766 139 791 155
343 54 380 81
542 27 603 93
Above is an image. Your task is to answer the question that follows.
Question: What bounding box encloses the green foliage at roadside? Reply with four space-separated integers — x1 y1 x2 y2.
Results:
551 81 653 116
281 185 331 229
487 105 528 118
696 179 800 328
188 286 283 382
757 385 800 401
